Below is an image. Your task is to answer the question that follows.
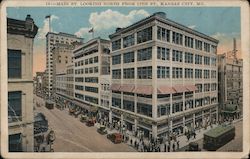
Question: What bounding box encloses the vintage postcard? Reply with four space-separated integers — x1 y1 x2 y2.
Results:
0 0 249 158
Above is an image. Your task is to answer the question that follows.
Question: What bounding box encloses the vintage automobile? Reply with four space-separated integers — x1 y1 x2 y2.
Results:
34 113 48 134
74 109 82 118
45 100 54 109
97 125 107 135
107 133 122 144
185 142 201 151
86 119 95 127
79 114 88 123
68 105 76 115
203 124 235 151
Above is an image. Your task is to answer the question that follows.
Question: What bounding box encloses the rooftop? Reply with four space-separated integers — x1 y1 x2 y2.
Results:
109 12 219 44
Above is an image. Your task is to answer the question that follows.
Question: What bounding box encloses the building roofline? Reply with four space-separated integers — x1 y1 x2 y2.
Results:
109 12 219 44
46 31 84 40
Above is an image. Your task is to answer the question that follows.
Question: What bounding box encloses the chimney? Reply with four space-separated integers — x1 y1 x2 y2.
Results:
25 14 34 31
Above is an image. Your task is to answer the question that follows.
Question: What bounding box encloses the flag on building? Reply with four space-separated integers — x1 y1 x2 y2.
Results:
89 28 94 33
45 15 51 19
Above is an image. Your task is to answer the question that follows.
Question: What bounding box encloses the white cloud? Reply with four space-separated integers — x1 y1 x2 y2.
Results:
75 9 149 39
37 15 59 39
188 25 196 29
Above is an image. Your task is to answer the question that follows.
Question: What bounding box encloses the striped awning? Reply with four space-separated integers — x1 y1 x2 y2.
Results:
186 85 198 92
157 86 176 94
173 85 189 93
110 84 121 91
133 85 153 95
119 84 135 93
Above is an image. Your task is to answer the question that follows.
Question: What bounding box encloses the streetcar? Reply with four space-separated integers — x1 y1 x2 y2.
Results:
45 100 54 109
203 124 235 151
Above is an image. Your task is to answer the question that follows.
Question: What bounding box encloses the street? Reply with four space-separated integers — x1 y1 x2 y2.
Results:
34 95 135 152
178 119 243 152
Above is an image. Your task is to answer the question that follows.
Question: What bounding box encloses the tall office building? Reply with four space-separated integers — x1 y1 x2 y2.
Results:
109 12 219 138
45 32 83 98
218 54 243 120
7 15 38 152
73 38 111 118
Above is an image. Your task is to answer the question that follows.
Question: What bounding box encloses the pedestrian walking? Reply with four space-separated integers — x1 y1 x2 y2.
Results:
130 139 132 145
134 140 137 148
167 144 170 152
172 142 176 152
193 131 196 139
164 143 167 152
177 140 180 150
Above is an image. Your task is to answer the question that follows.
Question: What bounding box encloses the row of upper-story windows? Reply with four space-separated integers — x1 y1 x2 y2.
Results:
75 77 99 83
75 66 98 75
112 47 216 66
75 56 98 67
111 25 216 53
112 67 216 79
195 83 217 93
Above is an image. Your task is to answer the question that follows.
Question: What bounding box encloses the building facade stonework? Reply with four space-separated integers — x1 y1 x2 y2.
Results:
109 12 219 138
7 15 38 152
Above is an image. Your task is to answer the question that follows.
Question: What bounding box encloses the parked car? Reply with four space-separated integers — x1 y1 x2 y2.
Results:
34 113 48 134
97 125 107 135
107 133 122 144
74 109 81 118
185 142 201 151
79 115 88 123
68 105 76 115
86 119 95 127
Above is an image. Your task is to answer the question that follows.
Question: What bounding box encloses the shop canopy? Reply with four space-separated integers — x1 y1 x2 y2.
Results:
119 84 135 92
157 86 176 94
133 85 153 95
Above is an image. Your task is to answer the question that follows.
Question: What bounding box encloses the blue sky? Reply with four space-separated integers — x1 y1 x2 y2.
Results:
7 7 241 74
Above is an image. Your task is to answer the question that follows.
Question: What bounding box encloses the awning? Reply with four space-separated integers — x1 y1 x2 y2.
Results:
72 100 95 111
133 85 153 95
186 85 198 92
119 84 135 93
110 84 121 91
157 86 176 94
173 85 188 93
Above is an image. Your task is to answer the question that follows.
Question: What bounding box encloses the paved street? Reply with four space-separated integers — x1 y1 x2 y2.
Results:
178 119 243 152
34 95 135 152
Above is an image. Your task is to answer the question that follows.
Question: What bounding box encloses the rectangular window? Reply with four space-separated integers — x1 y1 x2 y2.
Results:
195 69 202 79
137 103 152 117
204 42 210 52
172 67 183 79
195 55 203 64
172 50 183 62
137 66 152 79
211 45 217 54
123 100 134 112
211 57 217 66
112 69 121 79
8 91 22 122
195 84 203 93
112 54 121 65
157 26 170 42
211 83 217 91
184 52 193 63
157 47 170 60
185 68 193 79
8 49 21 78
112 97 121 108
195 39 202 50
123 68 134 79
204 83 210 92
137 47 152 61
123 34 135 48
204 56 210 65
172 102 183 114
85 77 98 83
85 86 98 93
137 27 152 44
9 133 22 152
123 51 134 63
204 70 210 79
211 70 217 78
157 104 170 117
185 36 194 48
157 66 170 78
112 39 121 51
94 56 98 63
85 95 98 104
172 32 183 45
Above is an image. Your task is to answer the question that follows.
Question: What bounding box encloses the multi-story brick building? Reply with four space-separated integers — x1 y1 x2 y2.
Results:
218 54 243 120
46 32 83 98
52 43 79 108
73 38 111 119
109 12 219 139
7 15 38 152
